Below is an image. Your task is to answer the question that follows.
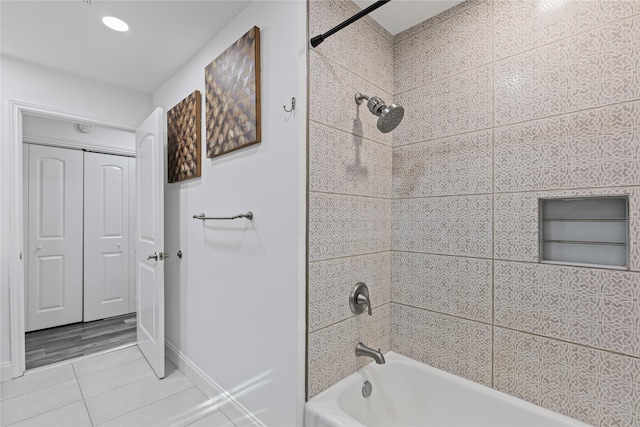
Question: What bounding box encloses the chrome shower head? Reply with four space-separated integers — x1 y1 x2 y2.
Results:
355 92 404 133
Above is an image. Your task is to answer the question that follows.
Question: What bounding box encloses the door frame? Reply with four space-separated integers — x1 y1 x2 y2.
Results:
7 100 135 378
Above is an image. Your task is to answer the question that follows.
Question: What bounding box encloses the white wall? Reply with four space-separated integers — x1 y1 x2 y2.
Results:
23 115 135 155
0 56 151 365
152 1 306 425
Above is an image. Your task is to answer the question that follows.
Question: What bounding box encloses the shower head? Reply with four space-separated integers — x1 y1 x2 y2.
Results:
355 92 404 133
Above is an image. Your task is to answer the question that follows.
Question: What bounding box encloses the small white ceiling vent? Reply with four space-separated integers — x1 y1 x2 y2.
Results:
77 123 93 133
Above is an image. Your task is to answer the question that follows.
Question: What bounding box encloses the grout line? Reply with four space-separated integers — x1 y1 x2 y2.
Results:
490 0 496 388
390 250 493 262
5 400 87 427
393 13 640 96
394 303 640 361
391 183 640 200
309 118 393 149
394 62 493 97
309 189 393 200
494 258 640 273
217 408 238 427
393 0 488 45
310 49 393 98
72 364 96 427
491 11 640 63
95 386 197 426
492 98 640 130
308 302 392 334
0 378 80 404
392 302 493 327
393 127 493 149
494 325 640 361
393 192 493 200
391 97 640 149
309 249 392 265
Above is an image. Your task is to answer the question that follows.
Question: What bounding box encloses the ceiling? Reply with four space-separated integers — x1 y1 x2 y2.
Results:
352 0 466 35
0 1 251 94
1 1 465 94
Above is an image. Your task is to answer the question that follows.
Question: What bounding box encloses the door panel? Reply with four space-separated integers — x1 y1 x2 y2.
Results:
84 152 130 322
26 144 83 332
136 108 165 378
129 157 137 313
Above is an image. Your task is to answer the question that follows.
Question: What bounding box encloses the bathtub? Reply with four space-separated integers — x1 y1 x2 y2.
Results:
305 352 590 427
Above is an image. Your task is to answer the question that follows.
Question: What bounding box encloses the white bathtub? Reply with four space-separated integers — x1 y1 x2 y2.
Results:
305 352 591 427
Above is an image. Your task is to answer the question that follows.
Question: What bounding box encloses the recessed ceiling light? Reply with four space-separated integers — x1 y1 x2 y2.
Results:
102 16 129 32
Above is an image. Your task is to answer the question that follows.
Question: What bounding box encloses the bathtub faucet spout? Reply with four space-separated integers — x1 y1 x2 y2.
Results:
355 342 385 364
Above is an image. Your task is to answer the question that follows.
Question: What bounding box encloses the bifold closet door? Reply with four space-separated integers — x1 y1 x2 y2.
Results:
26 144 83 332
84 152 131 322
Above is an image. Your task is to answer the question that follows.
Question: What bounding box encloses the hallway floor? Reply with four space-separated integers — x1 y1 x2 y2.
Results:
25 313 137 370
1 346 236 427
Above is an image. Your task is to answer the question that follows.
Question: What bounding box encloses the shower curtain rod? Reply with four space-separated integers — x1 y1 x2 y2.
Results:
310 0 391 48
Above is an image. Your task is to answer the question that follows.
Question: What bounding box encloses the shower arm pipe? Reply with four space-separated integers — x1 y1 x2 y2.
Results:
310 0 391 48
355 93 369 104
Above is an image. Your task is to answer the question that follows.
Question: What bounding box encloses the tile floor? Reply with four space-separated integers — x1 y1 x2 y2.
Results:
1 346 237 427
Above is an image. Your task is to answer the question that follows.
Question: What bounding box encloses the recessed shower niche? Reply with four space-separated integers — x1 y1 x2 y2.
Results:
539 197 629 269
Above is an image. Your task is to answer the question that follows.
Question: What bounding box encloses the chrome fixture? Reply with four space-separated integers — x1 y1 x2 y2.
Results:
362 381 372 398
355 92 404 133
350 282 372 315
355 342 385 364
283 97 296 113
193 211 253 221
147 252 169 261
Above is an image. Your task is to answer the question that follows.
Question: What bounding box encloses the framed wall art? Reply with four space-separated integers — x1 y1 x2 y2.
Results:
167 90 201 183
205 26 261 158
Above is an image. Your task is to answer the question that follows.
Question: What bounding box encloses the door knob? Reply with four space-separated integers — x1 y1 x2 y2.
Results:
147 252 169 261
36 245 42 250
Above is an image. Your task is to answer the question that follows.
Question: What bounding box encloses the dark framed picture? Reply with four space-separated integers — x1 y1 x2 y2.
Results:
205 26 261 158
167 90 201 183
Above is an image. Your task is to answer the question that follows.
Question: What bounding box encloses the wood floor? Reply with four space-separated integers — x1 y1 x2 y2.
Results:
25 313 136 370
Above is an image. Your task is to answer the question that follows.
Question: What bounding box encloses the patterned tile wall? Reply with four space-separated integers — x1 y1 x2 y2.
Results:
392 130 493 198
494 15 640 126
309 0 640 423
495 261 640 358
394 65 493 145
308 303 391 398
494 328 640 427
494 101 640 193
309 252 391 332
307 0 394 399
392 195 492 258
393 0 492 93
494 187 640 269
310 121 392 198
387 1 640 426
391 304 493 386
392 252 492 323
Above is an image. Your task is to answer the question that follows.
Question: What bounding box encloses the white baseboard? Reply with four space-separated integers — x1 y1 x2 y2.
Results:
165 341 264 427
1 362 12 383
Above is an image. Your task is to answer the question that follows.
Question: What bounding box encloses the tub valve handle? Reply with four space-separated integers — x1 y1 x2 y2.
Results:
357 292 372 315
349 282 372 316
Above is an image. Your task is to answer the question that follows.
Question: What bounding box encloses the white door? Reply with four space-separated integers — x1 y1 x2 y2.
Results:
128 157 137 314
136 108 165 378
26 144 83 331
83 152 131 322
